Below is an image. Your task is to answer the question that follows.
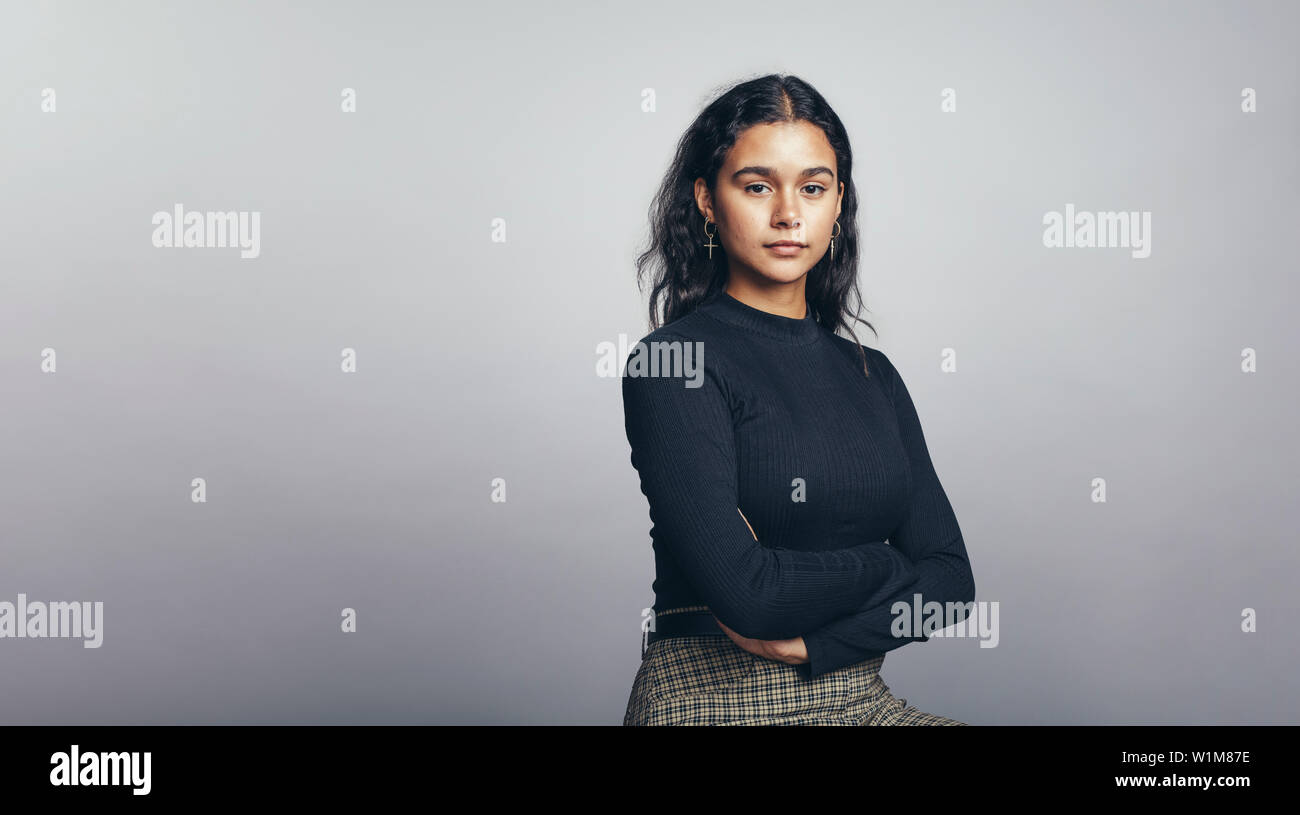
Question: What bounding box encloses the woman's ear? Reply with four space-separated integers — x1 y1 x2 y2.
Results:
694 177 713 222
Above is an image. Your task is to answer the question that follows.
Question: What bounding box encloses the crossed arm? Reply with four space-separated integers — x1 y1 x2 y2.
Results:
715 509 821 665
623 343 921 641
649 346 975 680
794 348 976 679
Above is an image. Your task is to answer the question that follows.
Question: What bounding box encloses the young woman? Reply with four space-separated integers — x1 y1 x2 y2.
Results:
621 74 976 725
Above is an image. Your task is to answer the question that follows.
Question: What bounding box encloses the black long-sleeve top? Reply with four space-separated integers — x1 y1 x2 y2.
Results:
622 289 976 679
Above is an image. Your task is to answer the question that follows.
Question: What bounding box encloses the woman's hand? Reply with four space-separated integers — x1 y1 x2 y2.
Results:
718 507 810 665
715 616 809 664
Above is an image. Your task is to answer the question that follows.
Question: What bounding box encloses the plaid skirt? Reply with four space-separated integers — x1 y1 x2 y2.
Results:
623 632 966 726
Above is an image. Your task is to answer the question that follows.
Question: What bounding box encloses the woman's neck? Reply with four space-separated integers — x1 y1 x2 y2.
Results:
722 274 808 320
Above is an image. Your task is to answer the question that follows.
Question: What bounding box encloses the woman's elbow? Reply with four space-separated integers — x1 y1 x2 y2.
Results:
961 565 976 605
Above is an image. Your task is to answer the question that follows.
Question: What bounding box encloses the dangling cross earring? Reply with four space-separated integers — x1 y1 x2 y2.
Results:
830 220 842 257
703 217 718 259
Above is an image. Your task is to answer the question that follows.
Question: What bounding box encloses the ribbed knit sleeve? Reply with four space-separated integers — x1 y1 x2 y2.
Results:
622 339 920 641
798 349 976 679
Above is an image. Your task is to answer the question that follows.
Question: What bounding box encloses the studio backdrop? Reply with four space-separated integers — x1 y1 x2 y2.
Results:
0 0 1295 724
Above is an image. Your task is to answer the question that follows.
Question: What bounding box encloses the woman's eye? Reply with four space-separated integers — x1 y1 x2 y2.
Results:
745 183 826 195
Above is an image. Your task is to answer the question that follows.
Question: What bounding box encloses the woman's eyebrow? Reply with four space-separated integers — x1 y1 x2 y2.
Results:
732 165 835 180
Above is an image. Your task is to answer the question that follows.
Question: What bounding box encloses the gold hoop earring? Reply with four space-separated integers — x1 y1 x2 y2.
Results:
703 217 718 259
830 220 842 257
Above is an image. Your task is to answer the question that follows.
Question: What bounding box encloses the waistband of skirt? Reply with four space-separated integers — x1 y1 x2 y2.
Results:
644 605 725 649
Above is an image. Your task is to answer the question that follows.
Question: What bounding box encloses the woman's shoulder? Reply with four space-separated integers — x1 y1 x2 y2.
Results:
824 333 899 383
624 306 746 368
622 310 759 402
636 300 733 343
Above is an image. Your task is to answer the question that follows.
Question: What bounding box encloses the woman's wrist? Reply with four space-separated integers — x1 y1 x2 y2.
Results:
763 636 809 665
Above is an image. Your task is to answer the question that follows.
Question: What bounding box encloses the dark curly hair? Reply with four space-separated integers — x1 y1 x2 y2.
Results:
634 72 877 376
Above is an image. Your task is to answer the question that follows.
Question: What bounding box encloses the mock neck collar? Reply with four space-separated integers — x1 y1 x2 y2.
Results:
699 290 823 345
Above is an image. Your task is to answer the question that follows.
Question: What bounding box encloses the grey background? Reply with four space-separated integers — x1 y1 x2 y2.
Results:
1 0 1296 724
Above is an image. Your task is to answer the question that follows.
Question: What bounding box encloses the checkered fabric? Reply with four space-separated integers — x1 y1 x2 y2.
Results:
623 633 965 726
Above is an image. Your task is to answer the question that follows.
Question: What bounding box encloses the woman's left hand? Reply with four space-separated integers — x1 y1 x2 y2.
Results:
714 616 809 665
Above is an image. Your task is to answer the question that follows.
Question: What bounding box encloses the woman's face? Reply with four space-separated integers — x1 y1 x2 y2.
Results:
695 120 844 288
